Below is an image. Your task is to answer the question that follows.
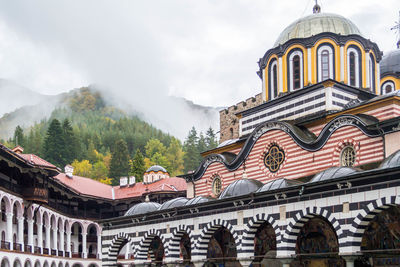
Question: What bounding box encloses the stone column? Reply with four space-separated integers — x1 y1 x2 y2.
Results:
6 212 13 250
59 229 65 256
27 219 34 253
66 230 72 258
17 217 24 251
45 224 51 254
82 228 87 258
342 255 359 267
52 227 58 254
125 241 131 259
97 234 102 259
37 222 43 254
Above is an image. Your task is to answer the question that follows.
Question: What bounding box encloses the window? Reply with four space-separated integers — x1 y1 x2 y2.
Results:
288 50 304 91
212 176 222 196
268 60 278 100
264 145 285 173
321 50 330 81
273 64 278 98
341 146 356 167
293 55 301 89
349 52 356 86
385 85 393 94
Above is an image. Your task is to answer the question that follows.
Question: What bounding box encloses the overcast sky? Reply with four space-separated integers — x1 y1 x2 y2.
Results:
0 0 398 108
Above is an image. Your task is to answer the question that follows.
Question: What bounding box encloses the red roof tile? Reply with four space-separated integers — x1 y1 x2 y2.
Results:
19 154 57 169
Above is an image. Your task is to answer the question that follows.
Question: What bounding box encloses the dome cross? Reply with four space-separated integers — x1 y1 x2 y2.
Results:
391 11 400 48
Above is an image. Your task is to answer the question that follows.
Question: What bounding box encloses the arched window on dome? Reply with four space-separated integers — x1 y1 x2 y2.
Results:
317 44 335 82
268 59 279 100
288 49 304 91
369 53 376 92
347 46 361 88
381 81 395 94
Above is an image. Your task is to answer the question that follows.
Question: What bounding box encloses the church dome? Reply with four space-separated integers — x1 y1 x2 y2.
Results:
158 197 189 210
219 179 263 199
310 167 359 183
380 49 400 75
185 196 213 206
379 150 400 169
146 165 168 173
257 178 302 193
124 202 161 216
274 13 362 47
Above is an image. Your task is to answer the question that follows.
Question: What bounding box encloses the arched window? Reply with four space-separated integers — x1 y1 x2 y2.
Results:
293 55 301 90
288 49 304 91
268 60 278 99
321 50 330 81
317 44 334 82
349 52 356 86
369 54 376 92
347 46 361 88
381 81 395 94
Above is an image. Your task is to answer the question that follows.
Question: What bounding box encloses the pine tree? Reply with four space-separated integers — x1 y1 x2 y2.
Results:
130 149 146 182
43 119 65 167
183 127 199 173
13 126 25 148
62 119 79 165
205 127 218 150
109 139 130 185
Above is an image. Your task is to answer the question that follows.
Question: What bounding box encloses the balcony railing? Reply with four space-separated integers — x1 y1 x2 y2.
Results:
13 243 22 251
87 235 98 242
88 253 97 258
65 251 70 257
51 249 57 256
72 252 82 258
22 187 48 204
24 244 32 252
43 248 49 254
0 241 10 250
34 246 41 254
58 251 63 257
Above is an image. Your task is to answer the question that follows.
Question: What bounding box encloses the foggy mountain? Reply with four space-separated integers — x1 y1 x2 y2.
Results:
0 82 221 140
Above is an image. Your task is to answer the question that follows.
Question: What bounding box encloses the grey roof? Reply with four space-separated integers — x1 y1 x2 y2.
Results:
379 150 400 169
158 197 189 210
219 179 264 199
256 178 303 193
380 49 400 74
310 167 359 183
275 13 362 47
217 139 239 148
146 165 167 173
124 202 161 216
185 196 213 206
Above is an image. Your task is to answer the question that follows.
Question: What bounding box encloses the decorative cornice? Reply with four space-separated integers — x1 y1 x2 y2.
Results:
182 114 382 182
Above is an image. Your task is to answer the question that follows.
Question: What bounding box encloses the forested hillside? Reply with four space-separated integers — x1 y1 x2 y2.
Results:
2 87 218 185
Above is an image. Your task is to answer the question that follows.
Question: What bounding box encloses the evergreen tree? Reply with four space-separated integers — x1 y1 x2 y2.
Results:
43 119 65 167
13 125 25 147
205 127 218 150
130 149 146 182
198 132 207 154
183 127 199 173
62 119 79 165
109 139 130 185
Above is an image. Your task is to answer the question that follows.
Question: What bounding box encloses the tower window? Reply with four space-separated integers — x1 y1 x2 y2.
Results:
272 64 278 98
293 55 301 90
349 52 356 86
321 50 330 81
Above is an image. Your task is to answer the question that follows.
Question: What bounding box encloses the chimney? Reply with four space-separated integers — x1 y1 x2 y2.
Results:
12 146 24 154
65 165 74 178
129 176 136 186
120 177 128 187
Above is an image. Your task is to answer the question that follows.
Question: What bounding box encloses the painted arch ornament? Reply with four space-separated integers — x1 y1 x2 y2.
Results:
264 145 285 173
